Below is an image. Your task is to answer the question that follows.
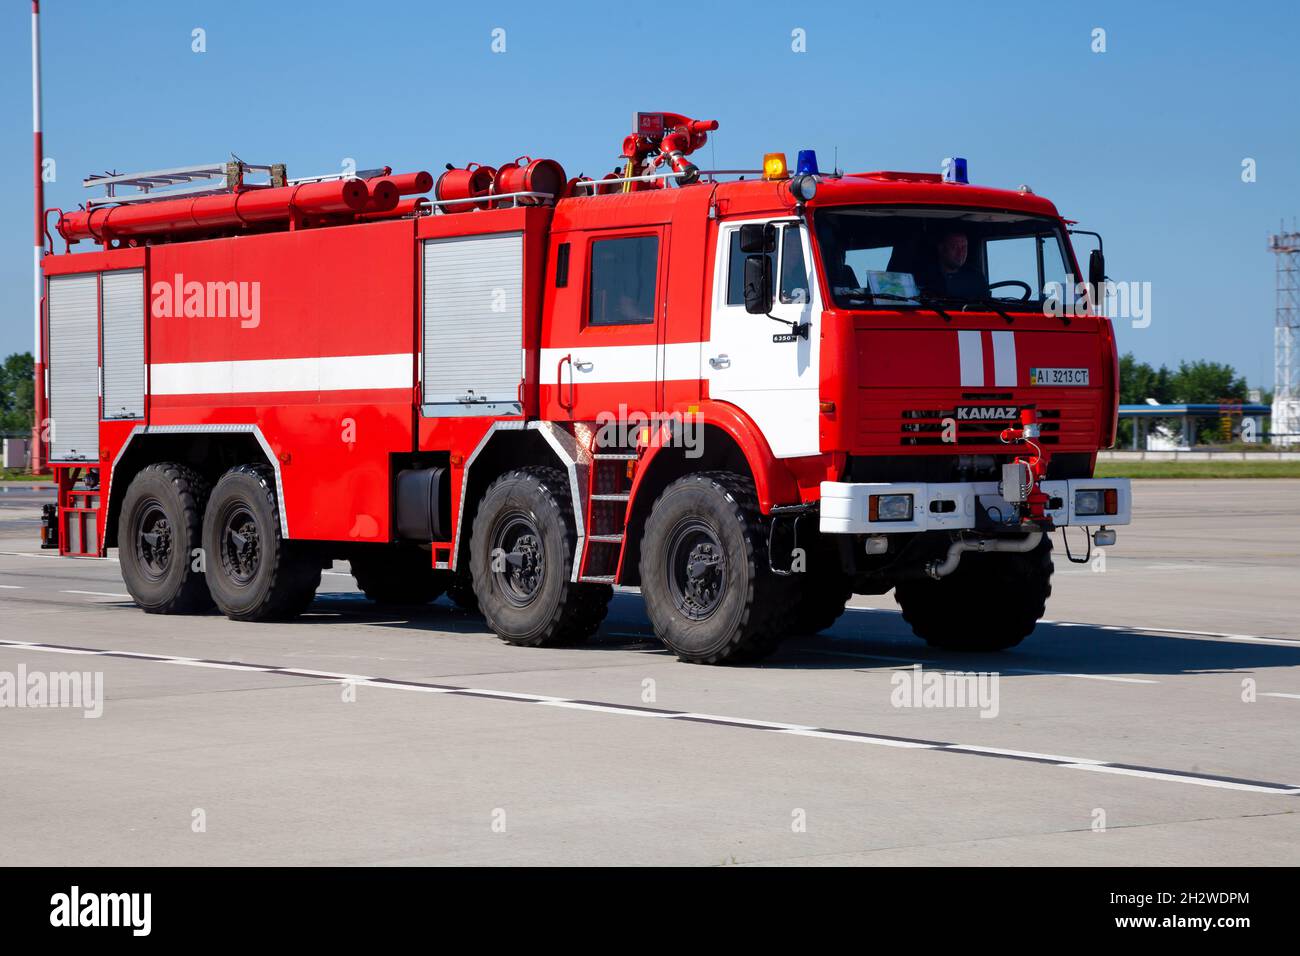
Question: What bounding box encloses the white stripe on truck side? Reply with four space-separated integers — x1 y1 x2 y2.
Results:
150 353 414 396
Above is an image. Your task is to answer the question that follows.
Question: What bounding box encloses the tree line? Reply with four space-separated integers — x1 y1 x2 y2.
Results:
0 352 34 435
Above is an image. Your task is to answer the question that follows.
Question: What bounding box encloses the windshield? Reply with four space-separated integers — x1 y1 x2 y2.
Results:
812 206 1077 312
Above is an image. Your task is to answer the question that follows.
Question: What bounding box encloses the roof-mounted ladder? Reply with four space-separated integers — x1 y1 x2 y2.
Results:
83 158 286 208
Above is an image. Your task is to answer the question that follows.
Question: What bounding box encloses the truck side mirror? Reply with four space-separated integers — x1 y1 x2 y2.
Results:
739 223 776 254
1088 249 1105 299
743 254 772 314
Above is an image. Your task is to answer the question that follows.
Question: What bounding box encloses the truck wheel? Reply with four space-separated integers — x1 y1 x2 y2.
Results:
894 536 1053 651
202 465 321 622
470 467 611 646
351 548 446 606
639 471 791 665
118 462 214 614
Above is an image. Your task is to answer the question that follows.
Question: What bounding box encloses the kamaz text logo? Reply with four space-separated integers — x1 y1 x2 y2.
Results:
151 272 261 328
955 405 1018 422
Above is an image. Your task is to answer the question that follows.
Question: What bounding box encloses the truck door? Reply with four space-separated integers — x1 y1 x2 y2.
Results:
706 218 820 457
541 226 667 423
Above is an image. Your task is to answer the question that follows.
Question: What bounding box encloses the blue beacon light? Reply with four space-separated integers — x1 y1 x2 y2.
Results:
796 150 820 176
942 156 969 184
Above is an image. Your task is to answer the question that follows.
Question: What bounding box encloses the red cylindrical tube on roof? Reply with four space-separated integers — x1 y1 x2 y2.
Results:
57 178 371 241
369 171 433 197
362 179 400 213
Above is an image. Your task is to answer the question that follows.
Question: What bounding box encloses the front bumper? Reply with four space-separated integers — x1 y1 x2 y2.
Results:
819 478 1132 535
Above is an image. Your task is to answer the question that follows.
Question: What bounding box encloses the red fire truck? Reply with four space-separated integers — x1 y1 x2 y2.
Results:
37 113 1130 664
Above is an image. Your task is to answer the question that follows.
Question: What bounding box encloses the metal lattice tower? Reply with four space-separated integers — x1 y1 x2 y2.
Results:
1271 226 1300 446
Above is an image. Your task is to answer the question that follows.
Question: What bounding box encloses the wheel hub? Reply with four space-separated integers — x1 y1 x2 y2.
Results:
494 514 545 606
667 520 726 620
136 502 173 579
222 508 261 586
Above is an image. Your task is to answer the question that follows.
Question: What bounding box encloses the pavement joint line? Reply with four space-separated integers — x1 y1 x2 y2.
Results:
1 636 1296 797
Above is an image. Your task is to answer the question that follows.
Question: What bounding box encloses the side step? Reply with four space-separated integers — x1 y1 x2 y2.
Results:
579 445 638 583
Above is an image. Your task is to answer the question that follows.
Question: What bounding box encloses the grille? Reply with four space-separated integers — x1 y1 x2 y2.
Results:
899 407 1062 446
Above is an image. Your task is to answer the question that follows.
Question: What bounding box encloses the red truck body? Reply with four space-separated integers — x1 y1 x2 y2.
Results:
37 122 1130 662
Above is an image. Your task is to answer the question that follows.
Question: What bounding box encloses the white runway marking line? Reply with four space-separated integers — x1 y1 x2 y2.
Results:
1 637 1296 798
0 584 23 589
803 648 1159 684
1063 764 1300 796
0 550 119 563
61 590 132 599
1261 692 1300 700
1050 620 1299 646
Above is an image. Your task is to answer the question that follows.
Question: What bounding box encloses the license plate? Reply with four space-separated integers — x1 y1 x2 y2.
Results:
1029 367 1089 386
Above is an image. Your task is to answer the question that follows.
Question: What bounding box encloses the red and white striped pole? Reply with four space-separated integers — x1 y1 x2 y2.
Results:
31 0 46 474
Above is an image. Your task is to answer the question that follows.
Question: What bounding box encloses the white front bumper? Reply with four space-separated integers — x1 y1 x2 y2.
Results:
819 478 1132 535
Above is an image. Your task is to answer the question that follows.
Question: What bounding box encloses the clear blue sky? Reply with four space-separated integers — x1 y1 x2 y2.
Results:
3 0 1297 388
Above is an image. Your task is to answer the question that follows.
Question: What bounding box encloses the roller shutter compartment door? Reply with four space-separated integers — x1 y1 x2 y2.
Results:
47 273 100 461
422 232 524 416
101 269 145 420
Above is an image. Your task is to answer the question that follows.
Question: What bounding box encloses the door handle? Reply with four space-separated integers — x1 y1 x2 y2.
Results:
574 360 594 372
556 353 573 411
708 354 730 369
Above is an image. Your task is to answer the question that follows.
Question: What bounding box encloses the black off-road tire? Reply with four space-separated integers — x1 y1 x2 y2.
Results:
117 462 214 614
202 465 321 622
894 536 1053 651
470 467 611 647
639 471 793 665
351 548 447 606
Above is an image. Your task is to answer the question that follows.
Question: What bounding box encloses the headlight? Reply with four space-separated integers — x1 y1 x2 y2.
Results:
869 493 914 522
790 173 818 201
1074 488 1117 517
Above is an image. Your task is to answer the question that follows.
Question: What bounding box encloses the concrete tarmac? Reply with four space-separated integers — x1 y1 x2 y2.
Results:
1 479 1297 865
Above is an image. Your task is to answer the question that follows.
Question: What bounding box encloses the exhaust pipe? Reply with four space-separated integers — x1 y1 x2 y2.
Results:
925 532 1043 580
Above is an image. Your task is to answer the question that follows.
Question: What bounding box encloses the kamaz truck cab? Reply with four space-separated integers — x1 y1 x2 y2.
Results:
690 153 1129 653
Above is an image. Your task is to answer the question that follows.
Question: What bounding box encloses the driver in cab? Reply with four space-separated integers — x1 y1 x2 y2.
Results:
927 230 989 300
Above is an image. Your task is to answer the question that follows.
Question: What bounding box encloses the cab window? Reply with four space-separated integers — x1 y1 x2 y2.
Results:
589 236 657 326
725 223 807 306
778 224 809 304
